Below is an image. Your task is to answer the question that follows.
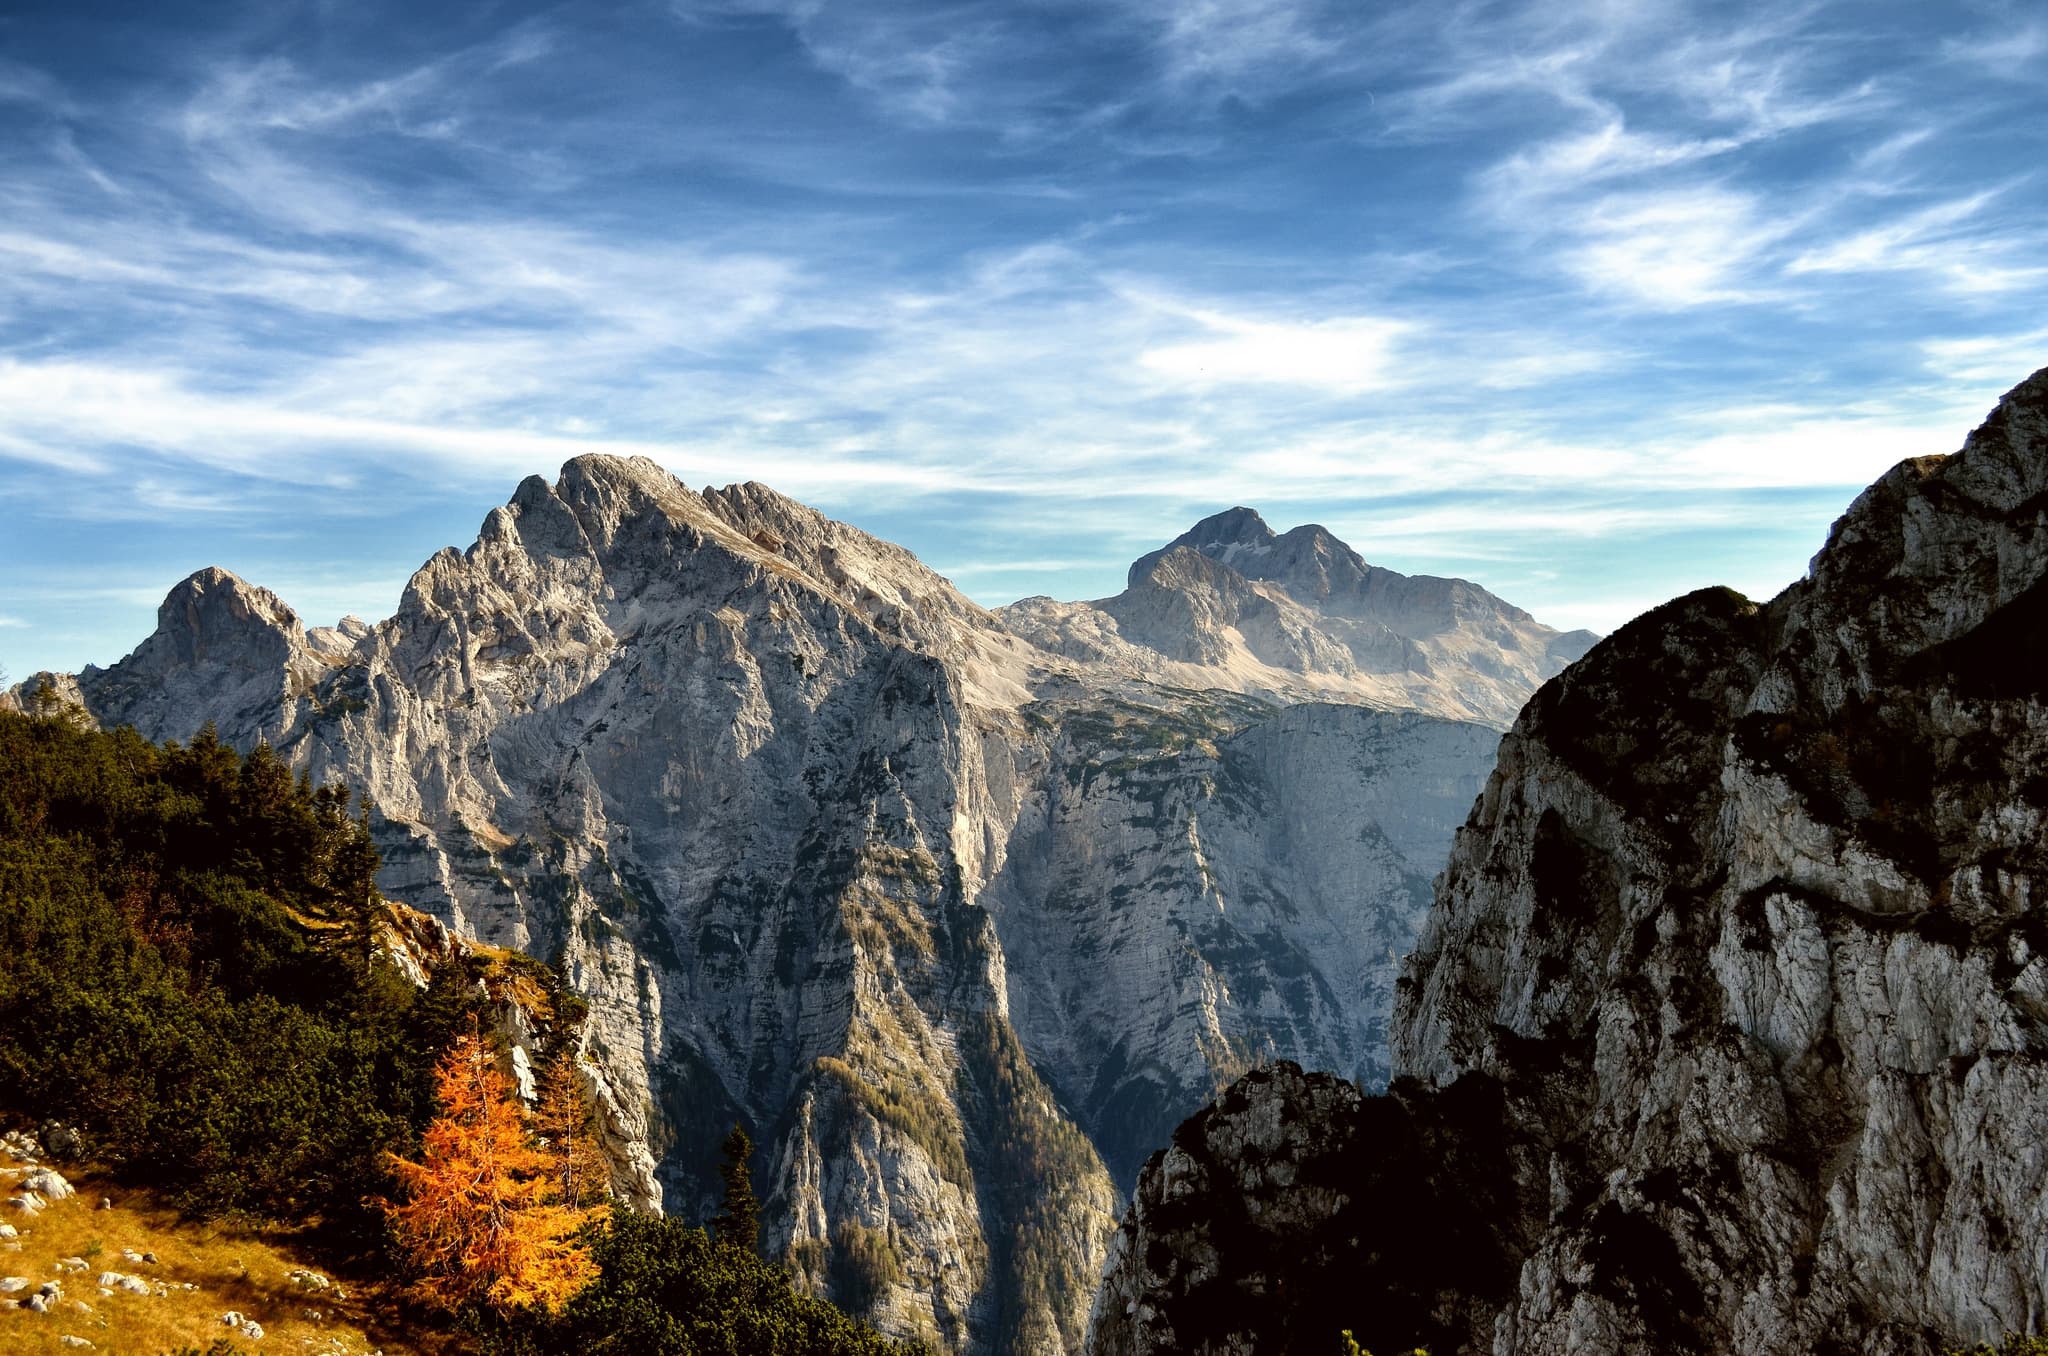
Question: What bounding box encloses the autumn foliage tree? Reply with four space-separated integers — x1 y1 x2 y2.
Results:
386 1028 598 1315
535 1052 612 1212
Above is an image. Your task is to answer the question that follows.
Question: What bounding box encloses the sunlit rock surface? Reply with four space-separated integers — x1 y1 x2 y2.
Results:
7 460 1569 1353
1090 366 2048 1356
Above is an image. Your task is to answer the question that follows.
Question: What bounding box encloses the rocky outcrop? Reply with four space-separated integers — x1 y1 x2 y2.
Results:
6 460 1570 1353
1087 1062 1516 1356
1003 507 1595 728
1088 366 2048 1355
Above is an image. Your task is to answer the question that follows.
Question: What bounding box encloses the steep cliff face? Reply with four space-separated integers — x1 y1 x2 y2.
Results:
6 460 1553 1354
989 700 1495 1184
1089 366 2048 1355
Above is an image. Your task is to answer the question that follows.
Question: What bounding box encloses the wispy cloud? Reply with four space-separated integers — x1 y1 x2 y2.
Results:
0 0 2042 670
1942 22 2048 77
1135 304 1412 392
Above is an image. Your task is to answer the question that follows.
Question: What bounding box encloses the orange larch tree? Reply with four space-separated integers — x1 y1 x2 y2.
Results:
534 1051 613 1212
385 1027 598 1314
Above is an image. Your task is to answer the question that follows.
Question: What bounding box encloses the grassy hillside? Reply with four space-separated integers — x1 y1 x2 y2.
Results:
0 1150 453 1356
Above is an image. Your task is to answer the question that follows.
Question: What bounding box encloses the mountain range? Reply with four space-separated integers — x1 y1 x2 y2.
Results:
6 467 1586 1353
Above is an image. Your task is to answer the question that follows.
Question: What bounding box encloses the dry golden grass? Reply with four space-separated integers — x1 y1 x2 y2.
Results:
0 1161 462 1356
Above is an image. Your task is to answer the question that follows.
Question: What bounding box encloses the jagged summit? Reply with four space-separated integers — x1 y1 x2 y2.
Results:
6 450 1542 1352
148 566 303 663
1165 505 1275 554
1004 507 1595 728
1091 369 2048 1356
35 565 325 746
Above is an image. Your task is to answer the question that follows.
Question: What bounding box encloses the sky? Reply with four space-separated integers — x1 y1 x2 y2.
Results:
1 0 2044 677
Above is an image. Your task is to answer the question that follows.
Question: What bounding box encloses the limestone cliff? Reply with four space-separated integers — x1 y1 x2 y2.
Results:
5 462 1550 1354
1088 366 2048 1355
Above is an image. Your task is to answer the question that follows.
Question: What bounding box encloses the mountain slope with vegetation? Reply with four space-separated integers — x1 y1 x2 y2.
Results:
5 465 1530 1351
0 704 919 1356
0 703 478 1230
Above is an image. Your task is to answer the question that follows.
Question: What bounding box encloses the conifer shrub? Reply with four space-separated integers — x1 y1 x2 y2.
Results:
0 708 489 1233
496 1210 925 1356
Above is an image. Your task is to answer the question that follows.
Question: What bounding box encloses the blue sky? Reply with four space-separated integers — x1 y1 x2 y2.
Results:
2 0 2045 676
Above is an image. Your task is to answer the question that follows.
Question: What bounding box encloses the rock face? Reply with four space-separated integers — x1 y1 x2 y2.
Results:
1088 366 2048 1356
6 460 1564 1353
1086 1061 1515 1356
1000 507 1595 729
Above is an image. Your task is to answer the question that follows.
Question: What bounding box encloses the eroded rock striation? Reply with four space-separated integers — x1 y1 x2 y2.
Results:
1089 367 2048 1355
6 461 1556 1353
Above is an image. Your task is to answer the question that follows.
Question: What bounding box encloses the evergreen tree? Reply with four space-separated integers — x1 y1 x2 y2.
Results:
386 1027 599 1314
332 801 382 985
712 1123 759 1254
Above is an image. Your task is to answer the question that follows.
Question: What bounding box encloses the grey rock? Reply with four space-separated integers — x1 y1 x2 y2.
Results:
22 1168 73 1201
1088 366 2048 1356
7 459 1570 1353
1002 507 1593 729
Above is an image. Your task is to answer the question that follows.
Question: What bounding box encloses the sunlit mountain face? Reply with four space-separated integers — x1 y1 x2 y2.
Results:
1 0 2043 680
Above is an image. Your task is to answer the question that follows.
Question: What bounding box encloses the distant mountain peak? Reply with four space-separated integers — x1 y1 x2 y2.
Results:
1170 506 1276 551
153 567 302 662
1032 506 1593 727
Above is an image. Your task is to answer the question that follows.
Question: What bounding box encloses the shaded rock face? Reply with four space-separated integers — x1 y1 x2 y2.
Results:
1085 1062 1518 1356
1000 509 1595 729
1088 366 2048 1355
6 457 1546 1354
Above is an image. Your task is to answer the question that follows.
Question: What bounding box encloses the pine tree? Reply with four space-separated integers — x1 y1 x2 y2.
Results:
535 1052 611 1211
385 1027 598 1314
713 1122 760 1253
332 801 382 985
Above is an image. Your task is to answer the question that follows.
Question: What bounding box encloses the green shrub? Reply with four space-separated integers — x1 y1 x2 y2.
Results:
1949 1338 2048 1356
496 1209 924 1355
0 709 488 1232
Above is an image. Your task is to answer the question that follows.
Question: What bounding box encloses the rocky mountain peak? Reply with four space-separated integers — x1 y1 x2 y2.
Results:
1168 505 1275 552
52 566 318 746
18 448 1538 1355
1088 363 2048 1356
1003 509 1593 727
553 451 692 505
147 566 303 668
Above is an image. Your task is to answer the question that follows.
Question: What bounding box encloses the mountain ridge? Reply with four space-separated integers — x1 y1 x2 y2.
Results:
1088 365 2048 1356
1002 506 1594 728
5 466 1566 1354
